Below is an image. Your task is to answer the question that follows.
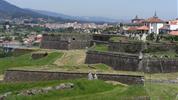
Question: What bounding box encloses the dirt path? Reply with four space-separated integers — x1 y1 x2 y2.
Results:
54 50 86 66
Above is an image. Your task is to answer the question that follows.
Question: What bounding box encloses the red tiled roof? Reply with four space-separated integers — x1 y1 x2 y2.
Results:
144 17 164 23
127 27 138 31
169 31 178 36
137 26 149 30
127 26 149 31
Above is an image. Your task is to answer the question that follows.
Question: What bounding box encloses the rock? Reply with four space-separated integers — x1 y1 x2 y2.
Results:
17 83 74 96
0 95 5 100
55 83 74 90
27 90 33 96
19 90 34 96
42 87 53 91
0 92 12 100
65 83 74 89
55 84 66 90
4 92 12 97
31 89 40 95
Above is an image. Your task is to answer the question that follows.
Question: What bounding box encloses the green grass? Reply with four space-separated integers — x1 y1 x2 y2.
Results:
69 85 147 100
0 79 148 100
3 79 117 100
1 79 177 100
145 83 178 100
109 36 142 43
0 52 63 74
92 44 108 52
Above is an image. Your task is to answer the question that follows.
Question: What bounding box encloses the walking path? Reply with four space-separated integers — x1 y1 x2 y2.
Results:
54 50 86 66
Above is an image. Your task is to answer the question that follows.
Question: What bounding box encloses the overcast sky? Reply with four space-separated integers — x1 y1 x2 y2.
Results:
6 0 178 20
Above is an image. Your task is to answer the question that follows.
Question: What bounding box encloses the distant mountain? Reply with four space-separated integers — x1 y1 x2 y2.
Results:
30 9 72 19
31 9 121 23
0 0 38 18
0 0 125 23
0 0 64 21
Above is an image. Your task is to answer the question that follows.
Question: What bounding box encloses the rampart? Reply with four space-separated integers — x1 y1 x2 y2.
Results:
4 70 144 85
41 34 92 50
85 51 178 73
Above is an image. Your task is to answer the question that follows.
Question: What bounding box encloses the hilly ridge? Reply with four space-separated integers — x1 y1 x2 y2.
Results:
0 0 47 18
0 0 121 23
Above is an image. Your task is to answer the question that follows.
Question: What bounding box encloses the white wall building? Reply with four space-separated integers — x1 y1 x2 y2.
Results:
169 19 178 31
144 13 165 34
149 23 164 34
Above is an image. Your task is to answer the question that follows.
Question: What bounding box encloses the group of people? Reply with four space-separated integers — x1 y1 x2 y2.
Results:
88 72 98 80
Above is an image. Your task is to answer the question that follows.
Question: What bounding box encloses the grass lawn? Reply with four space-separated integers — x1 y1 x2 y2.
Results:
92 44 108 52
145 82 178 100
3 79 116 100
0 79 148 100
0 78 176 100
0 52 63 74
70 85 147 100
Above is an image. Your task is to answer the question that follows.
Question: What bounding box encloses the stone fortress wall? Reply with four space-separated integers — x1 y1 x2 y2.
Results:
109 41 178 54
40 33 178 73
85 51 178 73
41 34 92 50
85 34 178 73
85 51 140 71
4 70 144 85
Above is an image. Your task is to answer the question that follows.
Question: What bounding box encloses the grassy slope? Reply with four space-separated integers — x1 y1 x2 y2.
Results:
145 83 178 100
4 79 116 100
67 85 147 100
0 52 63 74
0 79 177 100
54 50 86 66
13 50 178 81
0 79 148 100
0 50 177 99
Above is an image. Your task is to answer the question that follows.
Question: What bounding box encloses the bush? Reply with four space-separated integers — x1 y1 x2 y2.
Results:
146 33 155 41
0 52 13 58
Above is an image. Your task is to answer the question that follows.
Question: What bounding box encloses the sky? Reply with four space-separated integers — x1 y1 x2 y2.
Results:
5 0 178 20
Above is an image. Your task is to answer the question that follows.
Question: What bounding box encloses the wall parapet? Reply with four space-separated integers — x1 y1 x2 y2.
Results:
4 70 144 85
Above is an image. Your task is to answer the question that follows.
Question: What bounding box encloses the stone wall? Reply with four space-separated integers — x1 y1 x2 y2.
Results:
145 42 178 52
85 51 140 71
85 51 178 73
41 34 92 50
109 42 144 53
93 34 113 41
13 48 36 56
109 41 178 53
41 40 69 50
4 70 144 85
142 58 178 73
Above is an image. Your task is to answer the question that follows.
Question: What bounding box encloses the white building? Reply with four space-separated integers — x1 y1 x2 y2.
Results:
169 19 178 31
144 13 165 34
